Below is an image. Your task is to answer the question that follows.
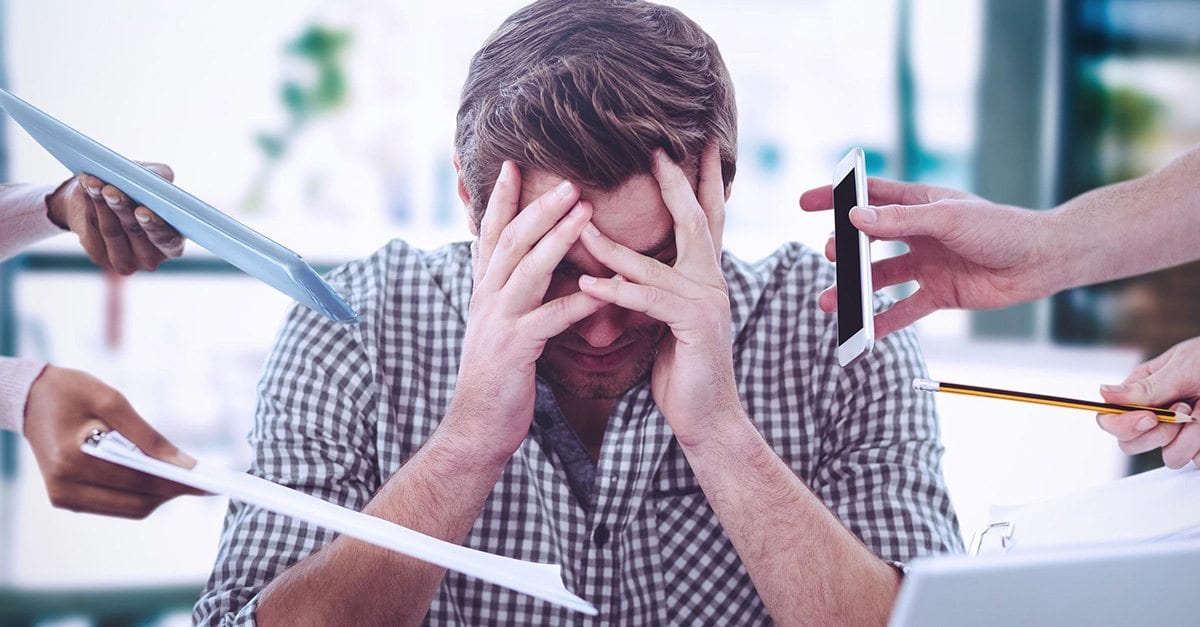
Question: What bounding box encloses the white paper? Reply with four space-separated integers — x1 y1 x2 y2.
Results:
82 431 596 615
985 462 1200 553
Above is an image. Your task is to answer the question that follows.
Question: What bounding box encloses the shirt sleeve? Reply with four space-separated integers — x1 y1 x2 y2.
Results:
809 322 964 563
0 183 64 261
0 356 47 435
192 273 382 626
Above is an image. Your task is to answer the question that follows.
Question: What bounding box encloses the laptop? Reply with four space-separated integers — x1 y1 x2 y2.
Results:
889 540 1200 626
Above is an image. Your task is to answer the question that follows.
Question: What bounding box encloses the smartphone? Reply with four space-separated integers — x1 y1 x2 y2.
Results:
833 147 874 367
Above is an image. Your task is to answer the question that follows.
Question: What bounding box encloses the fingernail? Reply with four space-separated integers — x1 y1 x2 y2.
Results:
569 202 586 217
580 275 597 285
84 183 101 195
134 209 151 224
178 451 198 468
1172 402 1191 414
854 206 877 224
556 180 574 197
1101 384 1127 394
583 222 599 237
1136 416 1157 432
103 193 119 206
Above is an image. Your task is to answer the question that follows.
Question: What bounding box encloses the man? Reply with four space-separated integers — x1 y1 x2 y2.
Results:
195 1 959 624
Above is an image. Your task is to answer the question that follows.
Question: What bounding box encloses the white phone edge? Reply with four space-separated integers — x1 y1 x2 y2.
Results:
833 147 875 367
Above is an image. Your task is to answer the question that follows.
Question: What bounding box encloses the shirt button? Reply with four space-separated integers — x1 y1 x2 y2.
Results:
593 523 611 547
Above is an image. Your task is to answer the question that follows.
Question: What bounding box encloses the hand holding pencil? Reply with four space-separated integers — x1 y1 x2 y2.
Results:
1097 338 1200 469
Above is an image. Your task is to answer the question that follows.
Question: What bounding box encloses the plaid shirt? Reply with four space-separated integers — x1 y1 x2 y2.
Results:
194 240 961 626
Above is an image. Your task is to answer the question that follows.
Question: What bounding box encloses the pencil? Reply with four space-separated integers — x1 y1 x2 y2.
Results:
912 378 1195 423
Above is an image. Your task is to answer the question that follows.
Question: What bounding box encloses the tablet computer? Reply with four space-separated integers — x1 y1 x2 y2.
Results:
889 540 1200 626
0 88 358 324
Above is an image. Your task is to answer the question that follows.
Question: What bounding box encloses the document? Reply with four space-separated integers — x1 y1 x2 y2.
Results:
979 463 1200 553
82 431 596 615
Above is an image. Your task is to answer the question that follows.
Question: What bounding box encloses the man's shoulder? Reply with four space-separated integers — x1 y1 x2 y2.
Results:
322 239 473 321
721 242 833 332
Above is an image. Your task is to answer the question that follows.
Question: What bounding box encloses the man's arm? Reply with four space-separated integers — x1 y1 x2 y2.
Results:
198 162 606 626
577 147 956 624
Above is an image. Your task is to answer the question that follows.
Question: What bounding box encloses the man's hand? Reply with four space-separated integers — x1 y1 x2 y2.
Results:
45 164 185 275
446 161 605 463
1098 337 1200 469
798 179 1054 339
23 365 200 518
576 144 742 448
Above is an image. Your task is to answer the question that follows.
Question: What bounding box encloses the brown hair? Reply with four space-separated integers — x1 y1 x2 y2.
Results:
455 0 738 228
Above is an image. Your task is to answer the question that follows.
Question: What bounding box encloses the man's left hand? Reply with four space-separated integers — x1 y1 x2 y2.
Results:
577 144 743 448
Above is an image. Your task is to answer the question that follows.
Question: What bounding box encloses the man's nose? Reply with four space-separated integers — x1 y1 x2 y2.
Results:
574 304 626 348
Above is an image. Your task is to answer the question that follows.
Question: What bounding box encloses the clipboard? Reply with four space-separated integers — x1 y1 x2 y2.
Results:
969 462 1200 556
81 430 597 615
0 88 358 324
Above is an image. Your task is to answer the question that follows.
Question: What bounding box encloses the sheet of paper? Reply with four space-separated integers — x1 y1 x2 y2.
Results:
987 462 1200 552
82 431 596 615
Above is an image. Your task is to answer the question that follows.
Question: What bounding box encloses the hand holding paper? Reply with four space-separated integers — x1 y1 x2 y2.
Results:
81 430 596 615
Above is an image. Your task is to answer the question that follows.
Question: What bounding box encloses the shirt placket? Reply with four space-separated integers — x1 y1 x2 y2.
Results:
579 382 674 623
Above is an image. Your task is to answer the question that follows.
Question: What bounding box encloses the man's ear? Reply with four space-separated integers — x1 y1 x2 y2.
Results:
453 155 478 237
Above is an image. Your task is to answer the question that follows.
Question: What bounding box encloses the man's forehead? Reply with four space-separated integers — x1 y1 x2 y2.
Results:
518 169 679 253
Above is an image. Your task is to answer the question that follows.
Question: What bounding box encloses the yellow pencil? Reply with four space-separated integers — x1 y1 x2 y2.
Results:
912 378 1195 423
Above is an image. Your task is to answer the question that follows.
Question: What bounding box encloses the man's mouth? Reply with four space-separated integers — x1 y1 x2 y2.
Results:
560 342 636 371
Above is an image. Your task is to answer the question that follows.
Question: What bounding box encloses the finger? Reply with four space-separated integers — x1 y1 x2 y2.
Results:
1162 409 1200 469
848 202 961 242
799 177 941 212
94 392 197 469
476 161 522 285
1102 367 1185 407
46 481 171 519
872 289 937 339
480 177 580 295
136 161 176 183
134 207 185 259
74 455 203 497
1096 411 1164 442
100 184 165 271
652 150 719 276
1117 421 1183 456
818 285 836 313
73 193 110 264
697 142 725 255
577 274 691 327
522 291 607 342
503 201 592 305
93 187 137 274
825 233 836 263
578 221 704 297
870 254 917 290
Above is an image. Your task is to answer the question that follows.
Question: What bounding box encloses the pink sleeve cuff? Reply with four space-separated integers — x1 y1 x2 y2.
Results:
0 183 65 261
0 357 48 436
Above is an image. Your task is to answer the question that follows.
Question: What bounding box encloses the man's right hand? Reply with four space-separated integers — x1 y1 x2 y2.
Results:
798 178 1055 339
445 161 604 464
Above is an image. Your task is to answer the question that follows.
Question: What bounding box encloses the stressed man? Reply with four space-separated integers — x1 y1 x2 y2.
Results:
195 1 960 624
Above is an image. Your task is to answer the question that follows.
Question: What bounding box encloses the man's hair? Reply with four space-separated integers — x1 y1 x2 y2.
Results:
455 0 738 227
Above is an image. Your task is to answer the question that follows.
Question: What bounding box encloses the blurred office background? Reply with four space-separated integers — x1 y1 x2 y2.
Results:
1 0 1198 624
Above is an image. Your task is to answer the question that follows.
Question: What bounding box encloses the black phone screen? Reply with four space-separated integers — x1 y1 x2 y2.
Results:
834 171 863 344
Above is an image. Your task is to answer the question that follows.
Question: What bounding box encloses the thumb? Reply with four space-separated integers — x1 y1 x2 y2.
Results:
137 161 176 183
1100 369 1186 408
100 394 197 468
851 203 956 241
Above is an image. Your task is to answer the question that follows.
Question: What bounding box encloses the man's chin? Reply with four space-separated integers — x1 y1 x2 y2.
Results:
537 354 654 400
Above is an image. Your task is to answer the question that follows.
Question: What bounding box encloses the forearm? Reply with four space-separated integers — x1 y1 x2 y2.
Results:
0 183 62 260
680 414 899 626
254 422 508 626
1045 144 1200 291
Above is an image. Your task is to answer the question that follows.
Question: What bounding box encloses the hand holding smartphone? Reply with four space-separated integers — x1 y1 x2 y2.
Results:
833 147 874 367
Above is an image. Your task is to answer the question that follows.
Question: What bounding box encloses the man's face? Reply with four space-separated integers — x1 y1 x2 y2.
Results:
520 170 681 400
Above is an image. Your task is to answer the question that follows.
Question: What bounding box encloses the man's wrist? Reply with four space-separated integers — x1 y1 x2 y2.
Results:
674 404 761 461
